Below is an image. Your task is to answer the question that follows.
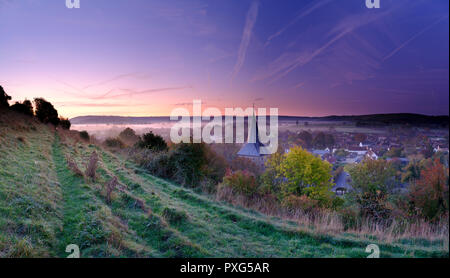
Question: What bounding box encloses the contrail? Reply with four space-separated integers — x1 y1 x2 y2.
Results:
264 0 332 47
231 0 259 82
383 16 448 62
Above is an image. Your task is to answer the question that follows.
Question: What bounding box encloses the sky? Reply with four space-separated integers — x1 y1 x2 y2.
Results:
0 0 448 118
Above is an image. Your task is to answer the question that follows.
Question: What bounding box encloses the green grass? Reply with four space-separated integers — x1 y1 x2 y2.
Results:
0 109 448 258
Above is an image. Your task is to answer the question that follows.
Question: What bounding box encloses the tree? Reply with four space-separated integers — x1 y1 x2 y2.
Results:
402 157 424 183
137 131 168 151
0 86 11 107
349 159 396 194
421 140 434 159
277 147 333 203
34 98 59 125
334 148 349 158
324 133 335 148
298 131 313 148
385 147 402 158
348 159 397 220
313 132 326 148
313 132 334 149
261 151 284 194
354 133 367 143
119 128 140 146
11 100 34 116
409 159 449 221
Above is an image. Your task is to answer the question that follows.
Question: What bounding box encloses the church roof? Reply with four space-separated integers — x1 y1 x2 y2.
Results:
237 109 266 157
237 142 263 157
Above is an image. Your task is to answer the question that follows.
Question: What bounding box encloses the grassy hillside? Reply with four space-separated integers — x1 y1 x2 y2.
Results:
0 108 448 258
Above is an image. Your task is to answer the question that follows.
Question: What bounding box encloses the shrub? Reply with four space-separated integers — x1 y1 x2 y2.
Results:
281 195 318 213
59 117 71 130
230 157 262 177
85 151 99 180
137 132 167 151
104 176 118 204
169 143 207 187
10 100 33 116
79 131 90 141
162 207 188 225
34 98 59 125
136 141 227 191
119 128 140 146
221 170 258 197
143 151 174 179
104 137 125 149
66 156 84 177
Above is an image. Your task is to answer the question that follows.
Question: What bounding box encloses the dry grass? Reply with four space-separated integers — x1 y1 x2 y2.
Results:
66 155 84 177
85 151 99 180
216 186 449 246
104 176 118 204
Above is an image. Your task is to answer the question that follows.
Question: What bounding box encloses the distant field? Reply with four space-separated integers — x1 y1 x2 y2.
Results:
0 110 448 258
278 122 387 134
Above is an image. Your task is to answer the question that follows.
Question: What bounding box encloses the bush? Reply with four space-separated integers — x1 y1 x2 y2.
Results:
143 151 174 179
162 207 188 225
10 100 33 116
66 156 84 177
137 132 167 151
85 151 99 181
104 137 125 149
59 117 71 130
34 98 59 125
79 131 90 141
135 141 227 191
221 170 258 197
119 128 140 146
281 195 318 213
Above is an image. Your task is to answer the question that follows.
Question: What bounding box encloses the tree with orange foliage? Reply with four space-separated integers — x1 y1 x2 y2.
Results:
409 159 449 221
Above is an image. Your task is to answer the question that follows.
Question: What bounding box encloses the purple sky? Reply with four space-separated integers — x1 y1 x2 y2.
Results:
0 0 448 117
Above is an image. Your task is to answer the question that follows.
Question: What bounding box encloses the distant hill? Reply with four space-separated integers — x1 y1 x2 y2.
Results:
71 113 449 127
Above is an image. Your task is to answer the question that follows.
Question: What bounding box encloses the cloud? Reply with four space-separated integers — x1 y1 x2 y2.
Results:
293 82 305 89
383 16 448 62
172 101 207 107
54 79 191 100
265 0 333 47
82 73 149 90
54 102 139 108
100 86 193 99
231 1 259 82
253 6 397 84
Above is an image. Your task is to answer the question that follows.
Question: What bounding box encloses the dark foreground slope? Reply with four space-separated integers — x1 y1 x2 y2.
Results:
0 109 448 258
